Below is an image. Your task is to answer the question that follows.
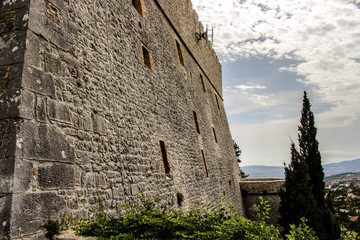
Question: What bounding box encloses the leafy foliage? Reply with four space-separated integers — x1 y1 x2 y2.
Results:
43 212 75 239
233 139 248 178
285 218 319 240
68 194 321 240
43 219 61 239
340 225 359 240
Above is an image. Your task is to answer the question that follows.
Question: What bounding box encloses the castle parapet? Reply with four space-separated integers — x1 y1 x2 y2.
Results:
156 0 223 97
240 178 285 226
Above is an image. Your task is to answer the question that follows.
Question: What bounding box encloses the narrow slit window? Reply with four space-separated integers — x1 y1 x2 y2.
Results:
174 39 185 66
192 111 201 134
140 45 153 71
159 140 170 174
215 94 220 110
212 127 218 143
200 74 206 92
132 0 145 17
201 150 209 178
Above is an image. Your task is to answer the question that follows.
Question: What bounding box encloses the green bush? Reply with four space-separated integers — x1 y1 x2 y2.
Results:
285 218 319 240
340 225 358 240
69 194 319 240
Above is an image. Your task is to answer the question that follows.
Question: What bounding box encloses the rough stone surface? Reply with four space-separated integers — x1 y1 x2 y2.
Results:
0 0 244 238
0 195 11 238
38 163 77 190
10 193 66 237
240 178 285 227
0 159 32 194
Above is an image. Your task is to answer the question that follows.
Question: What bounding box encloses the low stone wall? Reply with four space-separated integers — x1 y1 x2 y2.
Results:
240 178 285 226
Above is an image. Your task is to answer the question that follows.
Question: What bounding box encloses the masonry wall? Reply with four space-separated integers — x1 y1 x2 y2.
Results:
0 0 243 238
240 178 285 227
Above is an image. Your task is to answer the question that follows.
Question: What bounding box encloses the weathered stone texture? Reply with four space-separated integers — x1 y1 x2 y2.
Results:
10 192 66 237
240 178 285 227
157 0 223 97
0 0 244 238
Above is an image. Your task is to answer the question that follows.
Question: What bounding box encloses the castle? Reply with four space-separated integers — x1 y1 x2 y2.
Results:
0 0 248 238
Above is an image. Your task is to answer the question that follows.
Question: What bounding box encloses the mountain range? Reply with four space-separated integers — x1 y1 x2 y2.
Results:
241 158 360 178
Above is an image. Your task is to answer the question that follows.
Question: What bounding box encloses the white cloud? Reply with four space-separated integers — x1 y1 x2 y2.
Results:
192 0 360 128
235 84 266 91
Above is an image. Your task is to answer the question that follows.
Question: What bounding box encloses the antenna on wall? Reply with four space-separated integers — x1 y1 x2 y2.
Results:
196 22 207 41
196 30 207 41
196 25 214 45
211 27 214 45
205 24 209 41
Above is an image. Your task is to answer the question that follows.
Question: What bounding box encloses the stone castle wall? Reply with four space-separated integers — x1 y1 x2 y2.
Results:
240 178 285 226
0 0 243 238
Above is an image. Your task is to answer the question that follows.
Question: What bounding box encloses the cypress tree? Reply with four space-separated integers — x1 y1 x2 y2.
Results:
279 143 317 235
298 92 340 240
280 91 340 240
298 91 325 206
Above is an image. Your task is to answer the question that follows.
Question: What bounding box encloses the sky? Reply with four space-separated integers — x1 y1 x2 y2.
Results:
191 0 360 167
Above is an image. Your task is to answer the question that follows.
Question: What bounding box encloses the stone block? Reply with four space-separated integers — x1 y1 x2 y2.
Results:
23 31 42 68
0 159 32 194
0 5 30 34
47 98 71 123
35 95 47 122
0 195 11 238
81 173 96 188
0 31 26 66
38 163 76 189
0 121 14 159
10 192 66 238
11 121 75 163
0 0 30 12
75 150 90 165
92 113 106 134
28 6 74 51
44 52 65 77
0 89 34 120
72 113 83 130
47 0 69 13
83 112 93 132
18 89 35 119
22 65 56 97
0 89 21 117
0 63 23 91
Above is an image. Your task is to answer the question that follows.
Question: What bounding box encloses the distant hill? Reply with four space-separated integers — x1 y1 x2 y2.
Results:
324 172 360 182
241 158 360 178
323 159 360 176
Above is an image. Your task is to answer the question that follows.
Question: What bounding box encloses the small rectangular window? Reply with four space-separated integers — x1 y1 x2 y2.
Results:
201 150 209 178
159 140 170 174
139 45 154 71
132 0 146 17
174 38 185 66
200 74 206 92
212 127 218 143
192 111 200 134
